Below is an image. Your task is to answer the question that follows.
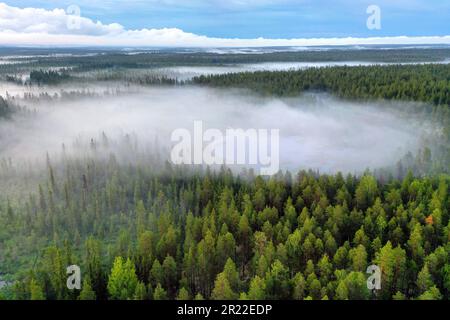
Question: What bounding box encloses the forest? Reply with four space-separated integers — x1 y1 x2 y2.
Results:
1 47 450 78
0 159 448 300
193 64 450 106
0 48 449 301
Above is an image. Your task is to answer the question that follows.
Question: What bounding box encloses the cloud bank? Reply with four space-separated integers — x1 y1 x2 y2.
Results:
0 3 449 47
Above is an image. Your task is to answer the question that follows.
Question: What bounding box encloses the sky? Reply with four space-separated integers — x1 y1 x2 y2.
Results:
0 0 449 47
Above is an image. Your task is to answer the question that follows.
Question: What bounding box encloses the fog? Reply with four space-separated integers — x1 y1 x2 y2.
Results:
0 86 426 174
0 81 142 99
154 60 450 81
155 62 381 81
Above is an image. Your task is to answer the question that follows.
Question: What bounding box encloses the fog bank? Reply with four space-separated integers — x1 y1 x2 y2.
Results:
0 87 425 174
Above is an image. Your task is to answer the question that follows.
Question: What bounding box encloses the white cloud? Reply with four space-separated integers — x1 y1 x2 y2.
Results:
0 3 123 35
0 2 449 47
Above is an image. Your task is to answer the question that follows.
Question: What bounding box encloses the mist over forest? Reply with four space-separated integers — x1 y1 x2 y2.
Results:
0 47 449 301
0 85 428 173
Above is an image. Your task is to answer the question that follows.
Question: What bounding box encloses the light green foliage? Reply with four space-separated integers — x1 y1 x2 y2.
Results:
107 257 138 300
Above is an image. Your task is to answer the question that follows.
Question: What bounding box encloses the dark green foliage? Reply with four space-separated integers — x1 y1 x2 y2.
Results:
193 64 450 107
29 69 70 85
0 157 448 300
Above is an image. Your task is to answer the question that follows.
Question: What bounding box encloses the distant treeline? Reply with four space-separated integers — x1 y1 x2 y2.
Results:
29 69 71 85
36 48 450 70
192 64 450 106
3 69 71 86
92 72 177 85
1 48 449 75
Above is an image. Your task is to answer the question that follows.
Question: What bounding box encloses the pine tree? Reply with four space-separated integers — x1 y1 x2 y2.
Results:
149 259 164 287
222 258 239 292
30 279 45 300
153 283 168 300
211 273 237 300
176 287 190 300
107 257 138 300
417 286 442 300
292 272 306 300
162 255 177 297
417 263 433 294
247 275 266 300
79 279 96 300
134 282 147 300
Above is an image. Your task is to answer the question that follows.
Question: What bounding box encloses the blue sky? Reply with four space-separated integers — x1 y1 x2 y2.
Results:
3 0 449 39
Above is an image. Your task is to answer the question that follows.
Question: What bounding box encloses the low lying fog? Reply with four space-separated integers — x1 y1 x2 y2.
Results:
154 60 450 81
156 62 381 81
0 86 425 174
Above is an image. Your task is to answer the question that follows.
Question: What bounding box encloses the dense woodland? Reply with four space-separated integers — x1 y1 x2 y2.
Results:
0 158 449 300
193 64 450 106
0 49 449 300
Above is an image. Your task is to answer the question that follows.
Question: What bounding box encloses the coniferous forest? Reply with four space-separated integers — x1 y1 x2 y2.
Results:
0 48 449 301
